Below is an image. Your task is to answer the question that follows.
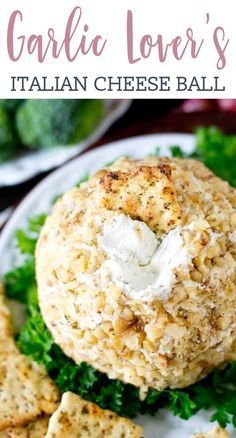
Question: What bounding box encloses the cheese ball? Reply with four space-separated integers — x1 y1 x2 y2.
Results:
36 157 236 390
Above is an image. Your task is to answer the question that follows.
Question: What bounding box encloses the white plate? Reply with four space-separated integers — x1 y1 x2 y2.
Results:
0 133 232 437
0 99 131 187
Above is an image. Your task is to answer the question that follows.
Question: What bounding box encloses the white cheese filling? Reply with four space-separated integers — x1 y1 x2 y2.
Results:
79 214 225 301
97 214 191 300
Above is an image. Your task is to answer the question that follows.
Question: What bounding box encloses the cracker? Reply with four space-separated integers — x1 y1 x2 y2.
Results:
0 353 59 431
0 283 18 357
0 284 59 431
0 417 49 437
46 392 143 438
0 283 12 338
192 425 229 437
97 163 181 233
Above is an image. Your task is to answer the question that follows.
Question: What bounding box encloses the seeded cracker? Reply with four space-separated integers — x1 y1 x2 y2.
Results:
0 284 59 431
192 425 229 437
0 283 17 356
97 162 181 233
46 392 143 438
0 418 49 437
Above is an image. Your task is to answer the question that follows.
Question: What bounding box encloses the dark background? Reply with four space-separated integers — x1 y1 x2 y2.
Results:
1 98 236 215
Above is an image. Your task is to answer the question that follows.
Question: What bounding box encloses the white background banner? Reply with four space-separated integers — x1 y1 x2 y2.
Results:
0 0 235 98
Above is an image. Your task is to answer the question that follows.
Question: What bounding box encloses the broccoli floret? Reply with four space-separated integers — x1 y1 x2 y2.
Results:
0 108 17 162
16 99 105 149
0 99 25 112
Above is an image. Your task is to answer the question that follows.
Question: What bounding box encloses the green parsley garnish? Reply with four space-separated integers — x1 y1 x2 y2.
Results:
153 127 236 188
195 127 236 187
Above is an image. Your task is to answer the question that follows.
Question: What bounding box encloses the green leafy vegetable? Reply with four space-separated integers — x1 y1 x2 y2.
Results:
16 230 38 255
170 145 186 158
4 214 46 304
0 107 18 162
0 99 25 112
4 258 36 305
18 305 54 367
16 214 47 255
167 128 236 187
16 99 105 149
0 99 105 162
152 128 236 188
195 127 236 187
168 391 197 420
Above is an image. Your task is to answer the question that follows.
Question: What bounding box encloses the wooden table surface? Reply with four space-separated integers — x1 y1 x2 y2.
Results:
1 99 236 227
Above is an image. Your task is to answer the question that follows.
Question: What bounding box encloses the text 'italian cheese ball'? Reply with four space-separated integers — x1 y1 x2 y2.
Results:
36 157 236 390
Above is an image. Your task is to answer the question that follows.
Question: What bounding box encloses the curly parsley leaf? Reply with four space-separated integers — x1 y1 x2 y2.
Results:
4 257 36 304
28 214 47 233
170 146 186 158
196 127 236 187
18 305 54 368
16 214 47 255
168 390 197 420
210 408 231 429
168 127 236 187
152 127 236 189
16 230 37 255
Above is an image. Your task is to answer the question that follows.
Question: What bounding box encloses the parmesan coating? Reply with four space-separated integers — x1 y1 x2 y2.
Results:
36 157 236 390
